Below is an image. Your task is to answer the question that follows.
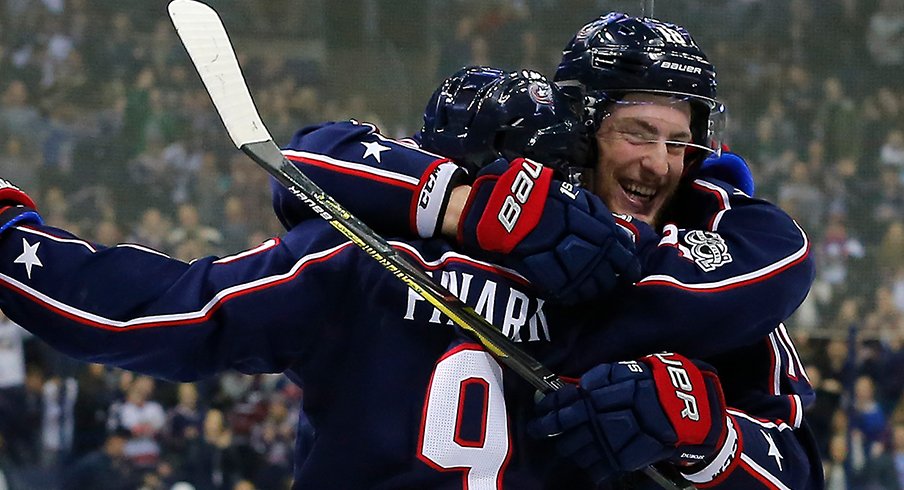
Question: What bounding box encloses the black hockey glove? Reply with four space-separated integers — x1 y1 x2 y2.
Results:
457 158 641 305
0 179 42 235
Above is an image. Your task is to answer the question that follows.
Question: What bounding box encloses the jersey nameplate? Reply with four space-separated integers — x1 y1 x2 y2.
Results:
404 270 550 343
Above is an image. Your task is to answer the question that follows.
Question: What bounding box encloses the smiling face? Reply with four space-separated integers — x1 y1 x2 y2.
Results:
591 93 693 226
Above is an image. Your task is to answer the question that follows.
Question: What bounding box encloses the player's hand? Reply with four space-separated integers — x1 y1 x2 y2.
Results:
456 158 641 305
528 353 729 484
0 179 42 235
697 150 755 196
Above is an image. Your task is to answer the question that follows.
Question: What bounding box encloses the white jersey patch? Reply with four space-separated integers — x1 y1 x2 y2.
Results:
683 230 732 272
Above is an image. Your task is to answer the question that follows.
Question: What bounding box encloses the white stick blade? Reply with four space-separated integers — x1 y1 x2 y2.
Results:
168 0 271 147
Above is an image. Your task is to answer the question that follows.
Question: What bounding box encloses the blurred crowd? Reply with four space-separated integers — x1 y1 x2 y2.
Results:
0 0 903 488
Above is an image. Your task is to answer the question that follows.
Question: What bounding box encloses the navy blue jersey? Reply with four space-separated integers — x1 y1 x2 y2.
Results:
0 218 819 488
268 119 823 487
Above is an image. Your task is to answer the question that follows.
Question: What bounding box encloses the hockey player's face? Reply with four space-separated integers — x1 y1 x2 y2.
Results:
592 94 692 226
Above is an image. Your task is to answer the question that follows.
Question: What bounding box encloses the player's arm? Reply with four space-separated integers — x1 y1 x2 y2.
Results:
275 120 465 239
282 116 811 360
529 353 822 489
0 180 361 381
684 409 823 489
278 69 643 306
558 182 814 365
281 119 640 305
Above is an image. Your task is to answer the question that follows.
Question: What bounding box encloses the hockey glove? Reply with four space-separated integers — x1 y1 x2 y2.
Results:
698 150 755 196
0 179 42 235
528 353 729 484
458 158 641 305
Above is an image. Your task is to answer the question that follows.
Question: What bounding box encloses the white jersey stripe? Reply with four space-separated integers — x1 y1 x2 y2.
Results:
790 394 803 428
727 409 793 431
0 241 352 330
281 149 420 187
768 332 782 395
17 226 97 252
693 179 730 231
391 242 526 282
740 452 791 490
214 239 279 264
774 325 797 380
0 235 524 331
777 323 810 383
116 243 170 258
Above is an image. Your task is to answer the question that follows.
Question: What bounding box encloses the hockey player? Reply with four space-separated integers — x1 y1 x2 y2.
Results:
0 166 815 489
267 13 823 488
0 13 819 490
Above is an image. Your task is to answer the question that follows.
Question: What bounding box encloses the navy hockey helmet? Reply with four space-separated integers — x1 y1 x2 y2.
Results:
555 12 726 168
421 66 593 182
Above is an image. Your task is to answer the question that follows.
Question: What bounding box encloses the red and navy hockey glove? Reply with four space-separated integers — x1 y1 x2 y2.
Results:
697 150 755 196
528 353 729 484
458 158 641 305
0 179 42 235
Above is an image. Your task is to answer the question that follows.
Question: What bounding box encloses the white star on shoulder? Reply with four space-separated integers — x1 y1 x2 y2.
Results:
761 430 783 471
361 141 392 163
14 238 43 279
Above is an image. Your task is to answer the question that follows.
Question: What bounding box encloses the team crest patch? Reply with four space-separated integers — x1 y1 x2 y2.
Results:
683 230 732 272
528 81 554 107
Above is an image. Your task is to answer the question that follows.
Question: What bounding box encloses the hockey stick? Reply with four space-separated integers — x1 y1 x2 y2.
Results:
166 0 562 394
167 2 691 488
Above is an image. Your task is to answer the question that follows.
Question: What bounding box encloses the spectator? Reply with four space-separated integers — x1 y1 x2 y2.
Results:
162 137 204 206
777 158 825 234
167 202 223 256
825 432 851 490
874 166 904 226
181 409 243 490
192 150 228 225
249 394 295 489
0 311 31 465
881 129 904 181
165 383 205 457
40 375 77 468
14 365 45 469
128 206 173 253
71 363 115 460
221 195 251 254
62 428 137 490
805 363 844 456
813 76 862 165
866 0 904 86
0 136 38 194
853 375 890 453
865 285 904 341
818 213 867 307
878 222 904 278
0 80 44 150
114 376 166 470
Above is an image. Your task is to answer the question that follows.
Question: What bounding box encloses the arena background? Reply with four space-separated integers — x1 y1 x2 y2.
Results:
0 0 903 488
